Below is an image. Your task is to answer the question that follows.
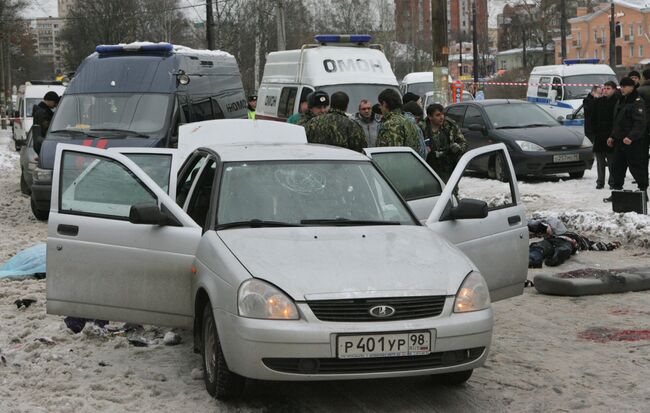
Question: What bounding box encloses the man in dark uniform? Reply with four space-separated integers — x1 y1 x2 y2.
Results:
635 69 650 174
605 77 648 202
32 91 60 137
304 91 366 152
584 81 618 189
296 91 329 126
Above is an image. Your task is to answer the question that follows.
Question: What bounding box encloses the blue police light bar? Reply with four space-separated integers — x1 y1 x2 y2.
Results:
96 43 174 54
563 58 600 65
314 34 373 44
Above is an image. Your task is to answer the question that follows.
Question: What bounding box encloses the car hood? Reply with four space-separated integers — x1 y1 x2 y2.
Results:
218 226 474 300
495 125 583 148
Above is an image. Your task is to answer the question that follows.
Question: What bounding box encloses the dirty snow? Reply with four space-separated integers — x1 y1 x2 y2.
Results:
1 128 649 411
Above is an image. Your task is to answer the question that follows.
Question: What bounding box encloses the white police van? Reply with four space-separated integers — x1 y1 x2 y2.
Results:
527 59 616 119
256 35 399 121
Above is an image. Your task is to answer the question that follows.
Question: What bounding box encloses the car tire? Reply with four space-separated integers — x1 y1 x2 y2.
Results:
15 141 21 152
569 171 585 179
20 170 31 195
30 197 48 221
201 303 245 400
488 155 507 182
432 369 473 386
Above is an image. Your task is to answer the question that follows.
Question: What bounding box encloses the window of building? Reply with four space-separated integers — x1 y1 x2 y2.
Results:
630 45 634 58
616 22 621 38
601 28 605 41
594 30 598 41
639 24 644 36
577 31 581 45
640 45 644 57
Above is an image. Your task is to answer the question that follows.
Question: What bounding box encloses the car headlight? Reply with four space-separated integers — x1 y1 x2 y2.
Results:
33 167 53 183
581 136 593 148
515 140 545 152
454 271 491 313
238 279 299 320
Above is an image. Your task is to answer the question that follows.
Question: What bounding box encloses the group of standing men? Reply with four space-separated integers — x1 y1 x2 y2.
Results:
584 70 650 201
286 88 467 184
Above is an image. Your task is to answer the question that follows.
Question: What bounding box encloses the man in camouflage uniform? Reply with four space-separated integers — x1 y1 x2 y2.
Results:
375 89 422 153
305 91 366 152
420 103 467 183
296 91 329 126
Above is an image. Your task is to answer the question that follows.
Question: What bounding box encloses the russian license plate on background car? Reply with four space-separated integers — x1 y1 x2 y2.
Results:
337 331 431 359
553 154 579 163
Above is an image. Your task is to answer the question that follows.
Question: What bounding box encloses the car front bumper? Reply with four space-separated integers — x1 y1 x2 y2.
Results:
511 147 594 176
214 298 493 381
31 181 52 212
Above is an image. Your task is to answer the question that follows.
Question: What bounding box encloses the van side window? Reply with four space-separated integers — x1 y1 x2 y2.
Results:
179 95 190 123
191 96 214 122
211 98 225 119
278 87 298 118
537 77 551 98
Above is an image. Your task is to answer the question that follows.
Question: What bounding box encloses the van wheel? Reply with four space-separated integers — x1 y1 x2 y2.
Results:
201 303 245 400
20 170 31 195
432 369 473 386
30 197 48 221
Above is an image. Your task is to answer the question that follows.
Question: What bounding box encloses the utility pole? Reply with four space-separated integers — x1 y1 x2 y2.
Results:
458 3 462 77
609 2 616 70
431 0 449 105
276 0 286 51
560 0 566 62
206 0 215 49
472 1 479 83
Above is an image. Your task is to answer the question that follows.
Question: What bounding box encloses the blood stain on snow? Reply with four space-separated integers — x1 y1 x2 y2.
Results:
557 268 625 280
578 327 650 343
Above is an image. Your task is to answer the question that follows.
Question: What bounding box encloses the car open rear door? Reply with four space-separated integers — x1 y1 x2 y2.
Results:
426 143 528 301
47 144 201 327
364 147 444 221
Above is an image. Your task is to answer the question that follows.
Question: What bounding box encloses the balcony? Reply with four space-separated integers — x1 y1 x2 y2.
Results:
624 35 634 42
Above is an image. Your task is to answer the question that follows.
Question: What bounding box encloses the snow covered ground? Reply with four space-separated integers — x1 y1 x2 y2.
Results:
1 128 649 412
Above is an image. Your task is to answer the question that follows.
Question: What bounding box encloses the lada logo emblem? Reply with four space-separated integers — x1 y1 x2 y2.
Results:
369 305 396 318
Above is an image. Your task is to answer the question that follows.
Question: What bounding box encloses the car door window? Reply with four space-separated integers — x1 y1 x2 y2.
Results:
176 154 207 207
60 152 156 219
372 152 442 201
445 105 466 125
537 76 551 98
453 150 515 211
463 106 485 128
123 153 173 193
185 159 216 229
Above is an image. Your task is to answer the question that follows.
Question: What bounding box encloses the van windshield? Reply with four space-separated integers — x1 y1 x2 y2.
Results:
563 74 617 100
406 82 433 98
50 93 171 136
316 85 400 114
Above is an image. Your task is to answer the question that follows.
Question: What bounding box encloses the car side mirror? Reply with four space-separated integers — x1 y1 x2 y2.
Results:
468 124 487 135
129 203 180 226
441 198 488 221
556 115 565 122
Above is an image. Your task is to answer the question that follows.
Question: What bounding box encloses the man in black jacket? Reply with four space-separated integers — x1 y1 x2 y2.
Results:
32 91 59 137
584 81 618 189
606 77 648 201
635 69 650 172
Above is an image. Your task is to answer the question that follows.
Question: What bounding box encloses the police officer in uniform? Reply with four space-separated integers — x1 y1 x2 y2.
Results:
606 76 648 201
296 91 329 126
247 95 257 119
304 91 366 152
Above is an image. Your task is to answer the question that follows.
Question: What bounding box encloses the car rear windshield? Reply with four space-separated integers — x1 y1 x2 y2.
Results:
50 93 171 136
484 104 560 129
217 161 417 226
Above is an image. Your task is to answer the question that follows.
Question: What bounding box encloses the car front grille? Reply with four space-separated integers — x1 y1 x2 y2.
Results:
307 295 447 322
542 161 586 173
263 347 485 374
546 145 582 151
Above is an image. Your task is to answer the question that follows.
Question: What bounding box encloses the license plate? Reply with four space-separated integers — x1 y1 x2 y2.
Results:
337 331 431 359
553 154 579 163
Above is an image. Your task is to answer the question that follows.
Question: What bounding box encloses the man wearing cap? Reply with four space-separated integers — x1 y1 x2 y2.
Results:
605 76 648 201
628 71 641 89
304 91 366 152
375 88 422 154
32 91 60 138
296 91 329 126
247 95 257 119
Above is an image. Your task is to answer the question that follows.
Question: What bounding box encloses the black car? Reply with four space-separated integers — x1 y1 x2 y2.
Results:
444 100 594 179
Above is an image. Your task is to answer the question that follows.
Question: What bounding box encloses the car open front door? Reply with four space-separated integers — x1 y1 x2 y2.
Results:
425 143 528 301
364 147 444 221
109 148 180 199
47 144 202 328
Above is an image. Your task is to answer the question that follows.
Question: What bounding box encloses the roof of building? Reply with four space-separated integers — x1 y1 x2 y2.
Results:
569 1 650 24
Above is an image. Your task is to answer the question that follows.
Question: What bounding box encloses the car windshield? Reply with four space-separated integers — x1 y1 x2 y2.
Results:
563 74 617 100
50 93 171 136
406 82 433 98
485 104 560 128
217 161 417 227
317 85 400 113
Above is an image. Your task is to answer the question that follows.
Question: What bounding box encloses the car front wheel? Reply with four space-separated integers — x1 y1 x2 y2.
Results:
20 170 31 195
569 171 585 179
432 369 473 386
30 197 48 221
201 303 245 400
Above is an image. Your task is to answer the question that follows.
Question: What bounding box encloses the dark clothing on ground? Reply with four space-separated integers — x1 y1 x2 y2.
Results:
32 102 54 137
304 108 366 152
610 90 648 191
